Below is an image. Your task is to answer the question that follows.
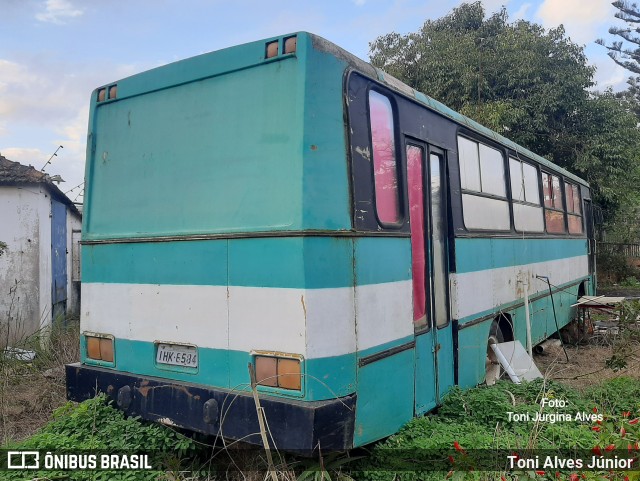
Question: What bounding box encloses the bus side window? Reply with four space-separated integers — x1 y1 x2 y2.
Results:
457 136 510 231
565 182 583 234
542 172 565 233
509 158 544 233
369 91 401 225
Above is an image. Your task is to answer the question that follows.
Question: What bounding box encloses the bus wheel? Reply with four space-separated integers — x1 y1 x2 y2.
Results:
485 324 504 386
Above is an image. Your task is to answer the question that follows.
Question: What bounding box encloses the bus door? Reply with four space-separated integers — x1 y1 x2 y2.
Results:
406 141 455 415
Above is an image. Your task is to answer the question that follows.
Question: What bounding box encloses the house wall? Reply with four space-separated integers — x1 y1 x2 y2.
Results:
0 186 49 344
1 185 82 343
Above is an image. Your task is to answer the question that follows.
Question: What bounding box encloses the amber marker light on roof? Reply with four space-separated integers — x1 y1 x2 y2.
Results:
108 85 118 100
283 36 297 54
97 88 106 102
265 41 279 59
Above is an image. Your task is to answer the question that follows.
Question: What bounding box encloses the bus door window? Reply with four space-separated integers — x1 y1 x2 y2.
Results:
407 144 428 330
430 153 448 328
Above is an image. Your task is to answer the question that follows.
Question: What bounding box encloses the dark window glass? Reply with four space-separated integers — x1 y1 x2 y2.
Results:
369 91 400 224
407 145 427 329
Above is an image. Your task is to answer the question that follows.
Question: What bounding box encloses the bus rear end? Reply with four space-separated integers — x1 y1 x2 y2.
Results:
66 33 357 452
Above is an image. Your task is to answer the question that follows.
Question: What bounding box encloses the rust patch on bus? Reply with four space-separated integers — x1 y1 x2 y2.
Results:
301 295 307 322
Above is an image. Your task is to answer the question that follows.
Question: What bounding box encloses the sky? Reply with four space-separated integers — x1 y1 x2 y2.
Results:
0 0 627 203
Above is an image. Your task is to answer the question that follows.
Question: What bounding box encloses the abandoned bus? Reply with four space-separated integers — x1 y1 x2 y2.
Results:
66 32 595 451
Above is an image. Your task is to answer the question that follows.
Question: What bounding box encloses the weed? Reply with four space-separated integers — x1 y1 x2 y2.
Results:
0 318 80 444
354 379 640 481
620 276 640 288
601 300 640 371
3 395 199 480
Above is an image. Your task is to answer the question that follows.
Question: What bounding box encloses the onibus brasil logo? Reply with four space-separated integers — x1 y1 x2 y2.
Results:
5 451 153 470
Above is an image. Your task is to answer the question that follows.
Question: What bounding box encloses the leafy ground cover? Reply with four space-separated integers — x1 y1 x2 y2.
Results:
356 378 640 481
2 377 640 481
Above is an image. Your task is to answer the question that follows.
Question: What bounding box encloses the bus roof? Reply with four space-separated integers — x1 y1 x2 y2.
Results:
307 33 589 187
93 31 588 187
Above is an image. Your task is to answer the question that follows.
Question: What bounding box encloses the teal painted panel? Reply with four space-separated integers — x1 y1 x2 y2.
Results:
228 237 304 288
114 36 286 100
82 338 230 388
300 39 351 230
414 332 437 415
303 237 354 288
354 237 412 285
436 324 455 400
229 237 354 289
354 349 415 446
457 321 491 389
455 238 588 274
81 336 356 402
301 353 357 400
86 58 303 239
81 241 228 286
456 283 583 389
83 237 410 288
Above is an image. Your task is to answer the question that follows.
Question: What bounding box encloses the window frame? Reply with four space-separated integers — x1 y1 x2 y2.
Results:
509 157 544 233
457 134 511 232
564 181 584 235
367 88 405 229
541 171 567 234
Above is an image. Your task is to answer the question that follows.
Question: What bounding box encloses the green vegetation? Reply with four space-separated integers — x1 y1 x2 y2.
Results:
357 379 640 481
597 1 640 75
369 1 640 229
4 378 640 480
3 395 198 480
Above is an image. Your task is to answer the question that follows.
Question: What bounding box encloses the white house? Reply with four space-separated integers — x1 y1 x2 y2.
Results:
0 155 82 345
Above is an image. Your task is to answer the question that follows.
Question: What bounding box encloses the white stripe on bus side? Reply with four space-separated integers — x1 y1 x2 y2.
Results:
450 255 589 321
354 280 414 352
81 280 414 360
81 283 229 349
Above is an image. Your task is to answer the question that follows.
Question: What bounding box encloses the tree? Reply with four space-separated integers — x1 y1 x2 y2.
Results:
596 1 640 75
369 2 640 225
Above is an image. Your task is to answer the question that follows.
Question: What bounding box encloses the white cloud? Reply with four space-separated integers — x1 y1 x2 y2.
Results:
512 2 532 20
0 57 81 125
0 148 45 169
593 62 628 91
535 0 615 45
36 0 83 24
0 56 139 194
353 0 367 5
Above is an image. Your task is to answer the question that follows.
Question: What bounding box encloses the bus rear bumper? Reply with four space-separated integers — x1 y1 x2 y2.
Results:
65 363 356 452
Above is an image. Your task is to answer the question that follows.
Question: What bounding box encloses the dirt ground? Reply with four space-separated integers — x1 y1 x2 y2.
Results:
1 366 67 443
534 342 640 391
1 322 78 444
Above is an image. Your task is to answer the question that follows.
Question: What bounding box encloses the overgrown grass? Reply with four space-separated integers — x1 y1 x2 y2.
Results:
1 319 80 444
3 378 639 481
356 378 640 481
3 394 200 480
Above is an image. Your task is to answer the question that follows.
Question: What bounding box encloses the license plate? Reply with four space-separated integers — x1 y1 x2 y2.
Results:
156 344 198 368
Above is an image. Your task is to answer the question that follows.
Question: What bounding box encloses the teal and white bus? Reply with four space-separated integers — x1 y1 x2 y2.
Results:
66 32 595 451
